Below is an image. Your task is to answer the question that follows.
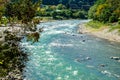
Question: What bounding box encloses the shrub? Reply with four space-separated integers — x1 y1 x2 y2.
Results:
0 17 8 26
109 13 118 23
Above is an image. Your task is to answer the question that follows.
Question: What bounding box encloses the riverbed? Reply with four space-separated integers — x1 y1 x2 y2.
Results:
21 20 120 80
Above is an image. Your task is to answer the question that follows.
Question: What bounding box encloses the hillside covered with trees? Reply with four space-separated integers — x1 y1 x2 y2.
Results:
87 0 120 33
88 0 120 23
36 0 96 20
42 0 96 10
0 0 97 21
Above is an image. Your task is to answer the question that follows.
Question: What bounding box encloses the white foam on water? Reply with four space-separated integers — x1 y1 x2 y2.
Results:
101 70 112 77
113 73 120 78
45 51 51 54
47 57 57 61
43 23 74 31
86 65 95 68
101 70 120 79
43 30 65 35
56 76 62 80
48 55 54 58
66 66 72 71
73 70 78 76
65 75 69 79
56 62 63 67
49 42 73 47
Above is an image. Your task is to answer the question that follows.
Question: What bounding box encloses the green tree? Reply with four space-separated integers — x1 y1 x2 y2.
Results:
88 0 120 23
73 10 87 19
88 5 98 20
51 11 57 19
96 4 112 22
64 9 72 18
109 13 119 23
0 0 5 20
56 4 66 10
5 2 17 21
5 0 41 24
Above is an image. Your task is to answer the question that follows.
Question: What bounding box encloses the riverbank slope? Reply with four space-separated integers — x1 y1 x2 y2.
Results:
78 22 120 42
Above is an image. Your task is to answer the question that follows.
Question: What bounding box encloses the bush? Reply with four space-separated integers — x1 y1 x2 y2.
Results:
73 11 87 19
109 13 118 23
0 17 8 26
118 21 120 24
118 18 120 24
0 33 28 77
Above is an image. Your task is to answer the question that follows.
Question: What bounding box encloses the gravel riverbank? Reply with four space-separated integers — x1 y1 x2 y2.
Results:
78 24 120 42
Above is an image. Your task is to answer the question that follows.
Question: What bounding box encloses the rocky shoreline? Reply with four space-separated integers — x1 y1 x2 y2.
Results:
78 24 120 43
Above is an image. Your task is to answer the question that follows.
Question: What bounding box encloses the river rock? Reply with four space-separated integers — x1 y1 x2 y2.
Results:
82 40 86 42
100 64 106 67
72 34 75 36
86 57 91 60
75 57 91 63
75 58 81 62
110 57 120 60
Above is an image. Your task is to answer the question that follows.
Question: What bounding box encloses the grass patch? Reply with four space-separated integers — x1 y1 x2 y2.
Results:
86 21 108 29
109 23 120 32
86 20 120 33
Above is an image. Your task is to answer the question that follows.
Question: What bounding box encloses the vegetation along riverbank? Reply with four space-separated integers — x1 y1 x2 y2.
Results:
78 21 120 42
78 0 120 42
0 26 28 79
0 0 42 79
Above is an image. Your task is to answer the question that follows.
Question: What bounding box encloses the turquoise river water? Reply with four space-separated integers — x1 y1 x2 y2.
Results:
21 20 120 80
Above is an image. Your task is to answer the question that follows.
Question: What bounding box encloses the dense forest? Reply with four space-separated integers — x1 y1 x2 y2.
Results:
42 0 96 10
0 0 97 21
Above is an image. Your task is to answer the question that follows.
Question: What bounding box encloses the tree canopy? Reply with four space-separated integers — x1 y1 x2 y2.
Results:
88 0 120 23
42 0 96 10
5 0 41 24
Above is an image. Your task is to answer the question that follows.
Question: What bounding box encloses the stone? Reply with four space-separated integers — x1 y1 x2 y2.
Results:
75 58 81 62
100 64 106 67
72 34 75 36
110 57 120 60
82 40 85 42
86 57 91 60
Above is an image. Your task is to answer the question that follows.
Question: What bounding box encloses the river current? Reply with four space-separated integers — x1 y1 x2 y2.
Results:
21 20 120 80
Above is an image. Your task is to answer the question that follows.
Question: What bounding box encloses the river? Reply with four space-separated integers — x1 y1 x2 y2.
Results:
21 20 120 80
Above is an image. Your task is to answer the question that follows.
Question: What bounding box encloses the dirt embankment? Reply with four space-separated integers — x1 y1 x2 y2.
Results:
78 24 120 42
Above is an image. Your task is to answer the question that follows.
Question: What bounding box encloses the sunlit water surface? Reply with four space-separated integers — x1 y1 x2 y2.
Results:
21 20 120 80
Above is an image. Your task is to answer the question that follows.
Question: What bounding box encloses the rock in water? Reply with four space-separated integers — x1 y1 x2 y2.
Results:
86 57 91 60
110 57 120 60
100 64 106 67
82 40 85 42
